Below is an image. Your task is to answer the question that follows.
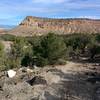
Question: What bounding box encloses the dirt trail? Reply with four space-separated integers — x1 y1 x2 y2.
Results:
0 61 100 100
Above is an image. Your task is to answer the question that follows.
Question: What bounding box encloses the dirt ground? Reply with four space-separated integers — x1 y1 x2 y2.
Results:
0 61 100 100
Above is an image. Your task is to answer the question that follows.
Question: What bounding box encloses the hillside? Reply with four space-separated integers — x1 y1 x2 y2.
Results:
0 28 4 32
7 16 100 36
0 28 6 34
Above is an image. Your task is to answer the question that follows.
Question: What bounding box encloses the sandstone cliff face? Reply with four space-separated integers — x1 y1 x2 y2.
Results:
8 16 100 36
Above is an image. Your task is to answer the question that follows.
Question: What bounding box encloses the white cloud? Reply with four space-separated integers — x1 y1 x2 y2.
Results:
79 16 100 19
0 0 100 25
32 0 66 4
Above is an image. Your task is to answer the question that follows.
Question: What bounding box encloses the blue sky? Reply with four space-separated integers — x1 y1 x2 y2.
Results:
0 0 100 25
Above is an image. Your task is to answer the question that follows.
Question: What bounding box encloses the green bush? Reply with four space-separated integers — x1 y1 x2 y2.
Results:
35 56 49 67
5 57 21 69
0 42 7 71
6 37 32 68
21 44 33 67
88 42 100 59
95 34 100 43
2 33 100 69
0 42 4 57
64 34 91 59
34 33 67 66
0 34 16 41
92 45 100 59
65 34 90 51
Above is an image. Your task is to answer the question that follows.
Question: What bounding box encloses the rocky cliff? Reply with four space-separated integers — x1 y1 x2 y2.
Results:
8 16 100 36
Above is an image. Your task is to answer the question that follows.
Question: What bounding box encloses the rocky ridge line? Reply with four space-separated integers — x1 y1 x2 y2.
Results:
8 16 100 36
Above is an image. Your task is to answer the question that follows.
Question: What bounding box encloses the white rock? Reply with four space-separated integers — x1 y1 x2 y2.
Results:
33 65 38 69
7 70 16 78
27 68 33 73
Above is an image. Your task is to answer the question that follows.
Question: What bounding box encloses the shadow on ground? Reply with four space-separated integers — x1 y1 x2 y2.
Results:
44 68 100 100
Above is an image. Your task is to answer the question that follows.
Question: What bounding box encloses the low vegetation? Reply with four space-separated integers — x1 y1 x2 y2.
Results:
0 34 16 41
0 33 100 70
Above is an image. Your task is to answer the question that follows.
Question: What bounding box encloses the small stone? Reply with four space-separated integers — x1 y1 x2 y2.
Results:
19 67 27 73
27 68 33 73
7 70 16 78
33 65 38 69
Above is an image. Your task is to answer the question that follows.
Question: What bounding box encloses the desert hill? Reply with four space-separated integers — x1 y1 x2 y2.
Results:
0 28 6 34
7 16 100 36
0 28 4 32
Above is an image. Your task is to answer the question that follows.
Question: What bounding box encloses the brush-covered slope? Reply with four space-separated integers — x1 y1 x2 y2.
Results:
8 16 100 36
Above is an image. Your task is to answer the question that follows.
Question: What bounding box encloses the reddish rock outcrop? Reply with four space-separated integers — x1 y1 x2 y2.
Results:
8 16 100 36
